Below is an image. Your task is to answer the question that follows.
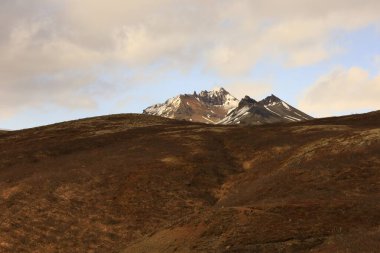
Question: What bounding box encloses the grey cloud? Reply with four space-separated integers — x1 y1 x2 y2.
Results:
299 67 380 117
1 0 380 118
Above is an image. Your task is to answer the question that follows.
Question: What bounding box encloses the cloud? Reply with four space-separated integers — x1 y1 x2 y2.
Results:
285 44 330 67
299 67 380 117
0 69 99 118
1 0 380 118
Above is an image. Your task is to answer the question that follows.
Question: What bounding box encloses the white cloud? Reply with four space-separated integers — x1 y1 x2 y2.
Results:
286 44 330 67
299 67 380 117
1 0 380 118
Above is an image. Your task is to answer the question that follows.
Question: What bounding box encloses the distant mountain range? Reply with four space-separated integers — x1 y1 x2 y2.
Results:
143 87 313 125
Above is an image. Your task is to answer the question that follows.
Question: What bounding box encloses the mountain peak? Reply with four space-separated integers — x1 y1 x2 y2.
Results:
260 94 282 105
197 88 238 108
211 86 226 92
238 95 257 107
199 87 229 97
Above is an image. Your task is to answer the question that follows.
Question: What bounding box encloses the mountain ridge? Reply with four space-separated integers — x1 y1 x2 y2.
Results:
220 94 313 125
143 87 313 125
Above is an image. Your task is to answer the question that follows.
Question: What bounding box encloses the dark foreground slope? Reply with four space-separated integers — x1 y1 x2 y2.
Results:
0 112 379 252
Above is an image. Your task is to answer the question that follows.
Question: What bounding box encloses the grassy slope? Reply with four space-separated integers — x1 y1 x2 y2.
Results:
0 112 379 252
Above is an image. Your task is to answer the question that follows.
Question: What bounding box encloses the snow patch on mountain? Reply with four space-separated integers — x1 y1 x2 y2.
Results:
264 105 281 117
282 101 290 110
144 96 182 118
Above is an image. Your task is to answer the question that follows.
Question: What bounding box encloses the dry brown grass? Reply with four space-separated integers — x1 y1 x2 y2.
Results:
0 112 379 252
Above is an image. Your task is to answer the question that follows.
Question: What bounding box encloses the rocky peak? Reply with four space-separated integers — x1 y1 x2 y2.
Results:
238 96 257 107
260 94 282 105
196 87 238 108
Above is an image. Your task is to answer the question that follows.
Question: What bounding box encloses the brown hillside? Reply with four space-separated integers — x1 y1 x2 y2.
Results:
0 112 379 252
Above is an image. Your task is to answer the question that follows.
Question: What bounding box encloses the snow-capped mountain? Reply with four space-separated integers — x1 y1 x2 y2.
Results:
143 87 239 124
143 88 313 125
218 94 313 125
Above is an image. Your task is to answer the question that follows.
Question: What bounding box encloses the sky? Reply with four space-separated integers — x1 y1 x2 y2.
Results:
1 0 380 130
